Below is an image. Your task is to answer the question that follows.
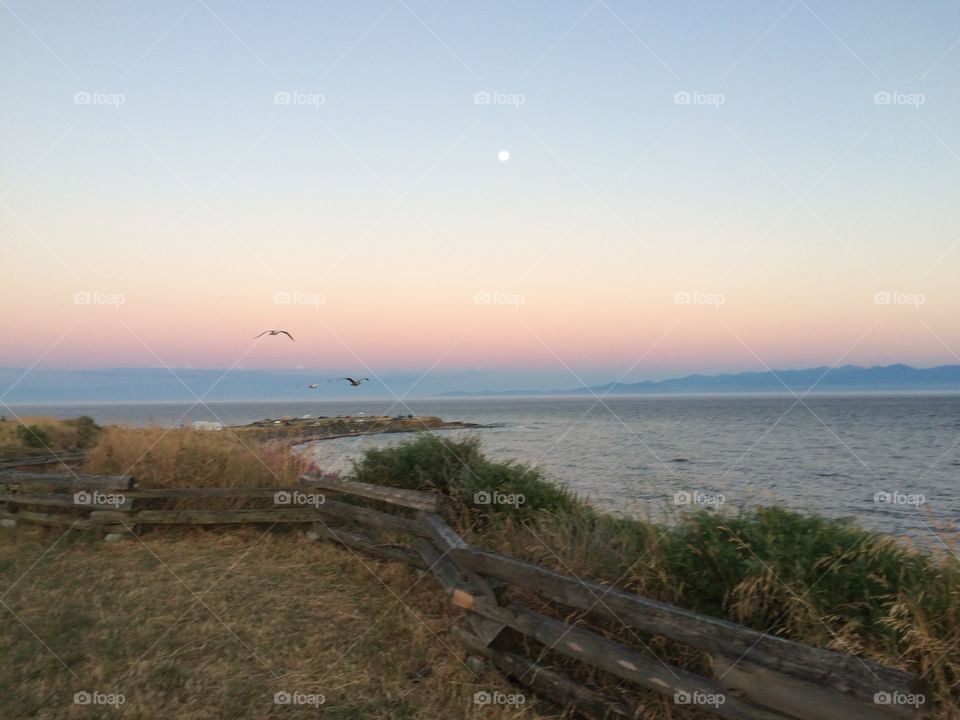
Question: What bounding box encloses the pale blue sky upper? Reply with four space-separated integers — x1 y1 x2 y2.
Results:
2 1 959 387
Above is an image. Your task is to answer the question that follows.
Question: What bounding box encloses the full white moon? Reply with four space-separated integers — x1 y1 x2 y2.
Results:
498 150 510 162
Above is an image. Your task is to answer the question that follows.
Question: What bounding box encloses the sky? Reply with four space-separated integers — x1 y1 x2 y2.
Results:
2 1 960 393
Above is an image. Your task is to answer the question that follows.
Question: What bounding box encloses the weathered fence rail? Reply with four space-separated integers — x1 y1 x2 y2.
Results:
0 469 931 720
1 452 86 470
300 473 441 511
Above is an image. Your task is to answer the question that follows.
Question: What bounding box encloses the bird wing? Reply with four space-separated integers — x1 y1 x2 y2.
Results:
254 331 268 339
280 331 295 341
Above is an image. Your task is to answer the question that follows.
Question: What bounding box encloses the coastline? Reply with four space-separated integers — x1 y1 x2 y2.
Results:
229 414 491 444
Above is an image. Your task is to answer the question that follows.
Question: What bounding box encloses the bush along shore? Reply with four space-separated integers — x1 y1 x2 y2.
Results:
351 434 959 715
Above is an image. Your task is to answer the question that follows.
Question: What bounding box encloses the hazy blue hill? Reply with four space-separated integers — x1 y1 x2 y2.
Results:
0 368 376 403
4 364 960 403
441 364 960 397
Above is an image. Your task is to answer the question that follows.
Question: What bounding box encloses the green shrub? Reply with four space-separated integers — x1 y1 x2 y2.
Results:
15 424 51 449
352 434 483 495
350 434 578 523
455 453 579 521
71 415 101 449
658 507 944 644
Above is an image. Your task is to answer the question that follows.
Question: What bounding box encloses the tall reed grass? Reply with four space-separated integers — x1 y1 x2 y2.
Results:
82 426 311 488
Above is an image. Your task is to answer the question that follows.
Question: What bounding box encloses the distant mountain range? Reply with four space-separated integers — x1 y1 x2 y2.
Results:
440 364 960 397
3 364 960 404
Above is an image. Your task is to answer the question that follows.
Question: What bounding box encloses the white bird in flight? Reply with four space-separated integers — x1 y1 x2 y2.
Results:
307 384 320 389
254 330 294 341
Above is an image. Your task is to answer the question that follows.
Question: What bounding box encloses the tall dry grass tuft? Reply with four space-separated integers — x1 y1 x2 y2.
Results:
82 426 311 489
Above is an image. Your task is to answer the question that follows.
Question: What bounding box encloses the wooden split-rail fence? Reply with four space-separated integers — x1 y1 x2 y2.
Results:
0 457 932 720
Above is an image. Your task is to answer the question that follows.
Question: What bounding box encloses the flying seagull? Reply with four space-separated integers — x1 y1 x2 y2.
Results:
341 377 369 386
307 384 320 389
254 330 294 341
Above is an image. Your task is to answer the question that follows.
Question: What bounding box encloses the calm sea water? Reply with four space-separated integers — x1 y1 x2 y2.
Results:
8 395 959 544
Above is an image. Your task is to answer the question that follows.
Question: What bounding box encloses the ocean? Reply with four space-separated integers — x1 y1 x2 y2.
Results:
7 394 959 545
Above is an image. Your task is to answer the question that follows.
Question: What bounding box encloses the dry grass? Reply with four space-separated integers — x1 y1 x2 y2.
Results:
81 427 311 489
0 525 557 720
10 428 955 717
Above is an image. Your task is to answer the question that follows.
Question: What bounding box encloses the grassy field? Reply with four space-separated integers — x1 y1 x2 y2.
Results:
0 525 552 720
3 424 957 717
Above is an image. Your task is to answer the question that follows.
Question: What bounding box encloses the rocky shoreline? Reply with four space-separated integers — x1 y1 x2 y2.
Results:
229 414 489 443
